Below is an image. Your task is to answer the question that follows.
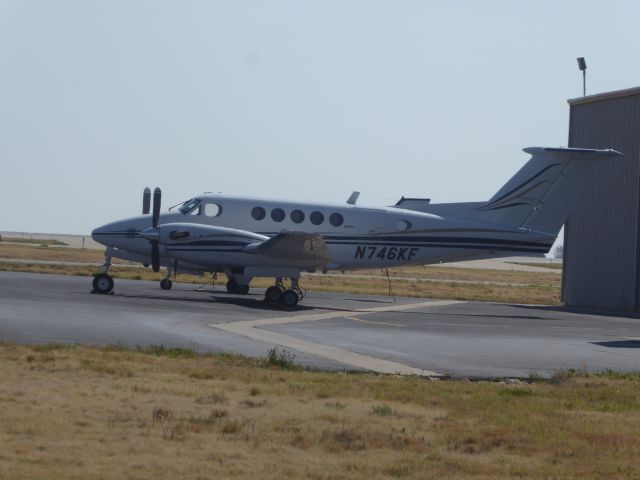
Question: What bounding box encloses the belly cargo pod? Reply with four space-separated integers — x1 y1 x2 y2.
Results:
563 86 640 311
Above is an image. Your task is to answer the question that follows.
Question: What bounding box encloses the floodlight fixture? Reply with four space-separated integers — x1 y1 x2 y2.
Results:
577 57 587 71
577 57 587 96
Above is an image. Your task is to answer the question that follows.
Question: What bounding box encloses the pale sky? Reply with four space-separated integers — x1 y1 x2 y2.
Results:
1 0 639 235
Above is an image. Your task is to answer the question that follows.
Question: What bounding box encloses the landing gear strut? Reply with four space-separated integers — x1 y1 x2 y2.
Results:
226 278 250 295
92 254 114 294
264 277 305 307
160 268 174 290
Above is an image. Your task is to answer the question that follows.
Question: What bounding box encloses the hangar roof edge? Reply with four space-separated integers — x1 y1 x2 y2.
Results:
568 85 640 106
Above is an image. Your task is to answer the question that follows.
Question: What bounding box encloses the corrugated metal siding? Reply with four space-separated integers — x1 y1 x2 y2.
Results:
563 93 640 311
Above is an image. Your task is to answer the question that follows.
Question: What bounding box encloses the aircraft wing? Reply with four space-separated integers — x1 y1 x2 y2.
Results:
244 231 332 267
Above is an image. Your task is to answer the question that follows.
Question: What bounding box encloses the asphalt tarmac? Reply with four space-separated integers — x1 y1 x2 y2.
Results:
1 271 639 378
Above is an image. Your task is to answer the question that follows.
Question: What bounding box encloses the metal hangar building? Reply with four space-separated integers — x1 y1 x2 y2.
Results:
563 86 640 312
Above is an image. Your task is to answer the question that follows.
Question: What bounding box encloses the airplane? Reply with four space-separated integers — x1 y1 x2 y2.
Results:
91 146 622 306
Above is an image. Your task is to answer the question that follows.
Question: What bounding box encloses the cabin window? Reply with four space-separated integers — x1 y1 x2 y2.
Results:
252 206 266 220
203 203 222 217
310 211 324 225
291 209 305 224
271 208 285 222
329 212 344 227
179 198 201 214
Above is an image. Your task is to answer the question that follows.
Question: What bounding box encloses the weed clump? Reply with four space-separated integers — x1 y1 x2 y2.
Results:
265 347 296 370
241 399 267 408
138 344 197 358
499 388 533 397
102 342 197 358
371 404 393 416
190 409 228 426
528 371 545 383
321 427 366 452
249 387 261 396
152 407 173 422
222 419 242 434
325 402 346 410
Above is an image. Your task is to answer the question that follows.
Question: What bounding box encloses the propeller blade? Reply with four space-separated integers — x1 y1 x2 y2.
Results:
142 187 151 215
152 187 161 228
151 241 160 272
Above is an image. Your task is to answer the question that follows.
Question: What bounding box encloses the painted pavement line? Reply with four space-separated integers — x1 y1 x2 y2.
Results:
344 316 406 327
207 299 462 376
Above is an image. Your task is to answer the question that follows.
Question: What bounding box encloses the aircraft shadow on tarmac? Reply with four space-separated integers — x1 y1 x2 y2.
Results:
89 289 364 314
591 340 640 349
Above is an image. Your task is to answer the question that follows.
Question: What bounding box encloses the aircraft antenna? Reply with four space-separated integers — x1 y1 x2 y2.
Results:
384 269 397 303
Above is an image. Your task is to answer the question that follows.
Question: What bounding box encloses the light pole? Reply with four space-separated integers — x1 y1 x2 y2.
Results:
577 57 587 96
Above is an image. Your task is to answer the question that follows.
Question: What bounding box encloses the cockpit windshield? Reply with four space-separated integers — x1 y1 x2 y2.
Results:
179 198 201 214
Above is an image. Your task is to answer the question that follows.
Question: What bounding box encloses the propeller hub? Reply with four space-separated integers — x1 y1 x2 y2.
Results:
140 227 160 241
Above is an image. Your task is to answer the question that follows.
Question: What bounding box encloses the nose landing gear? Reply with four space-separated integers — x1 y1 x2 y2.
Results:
92 273 114 294
92 254 114 294
160 267 174 290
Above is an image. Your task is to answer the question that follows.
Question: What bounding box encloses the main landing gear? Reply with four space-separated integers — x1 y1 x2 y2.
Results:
264 278 305 307
226 278 250 295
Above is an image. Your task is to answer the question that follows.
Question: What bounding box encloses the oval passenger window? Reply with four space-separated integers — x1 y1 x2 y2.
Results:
203 203 222 217
252 206 266 220
310 211 324 225
329 213 344 227
271 208 285 222
291 209 305 224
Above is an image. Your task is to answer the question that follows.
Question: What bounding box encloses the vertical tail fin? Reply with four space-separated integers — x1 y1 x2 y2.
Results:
478 147 623 234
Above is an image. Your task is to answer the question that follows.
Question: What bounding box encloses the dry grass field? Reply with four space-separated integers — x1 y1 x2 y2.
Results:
0 343 638 479
0 236 68 246
0 243 562 304
510 262 563 270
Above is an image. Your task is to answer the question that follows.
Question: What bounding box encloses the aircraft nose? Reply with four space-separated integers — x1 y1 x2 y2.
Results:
91 221 125 246
91 224 107 239
91 218 146 246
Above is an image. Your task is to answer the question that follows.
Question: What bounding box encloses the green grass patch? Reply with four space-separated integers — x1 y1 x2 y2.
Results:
371 404 393 416
265 347 297 370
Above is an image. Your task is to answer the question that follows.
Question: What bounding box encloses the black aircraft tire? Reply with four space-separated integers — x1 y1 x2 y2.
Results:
237 284 250 295
281 290 299 307
93 273 114 294
264 286 282 303
226 279 237 293
160 278 173 290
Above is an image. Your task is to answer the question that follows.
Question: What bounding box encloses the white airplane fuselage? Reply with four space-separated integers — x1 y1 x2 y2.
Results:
93 194 554 274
